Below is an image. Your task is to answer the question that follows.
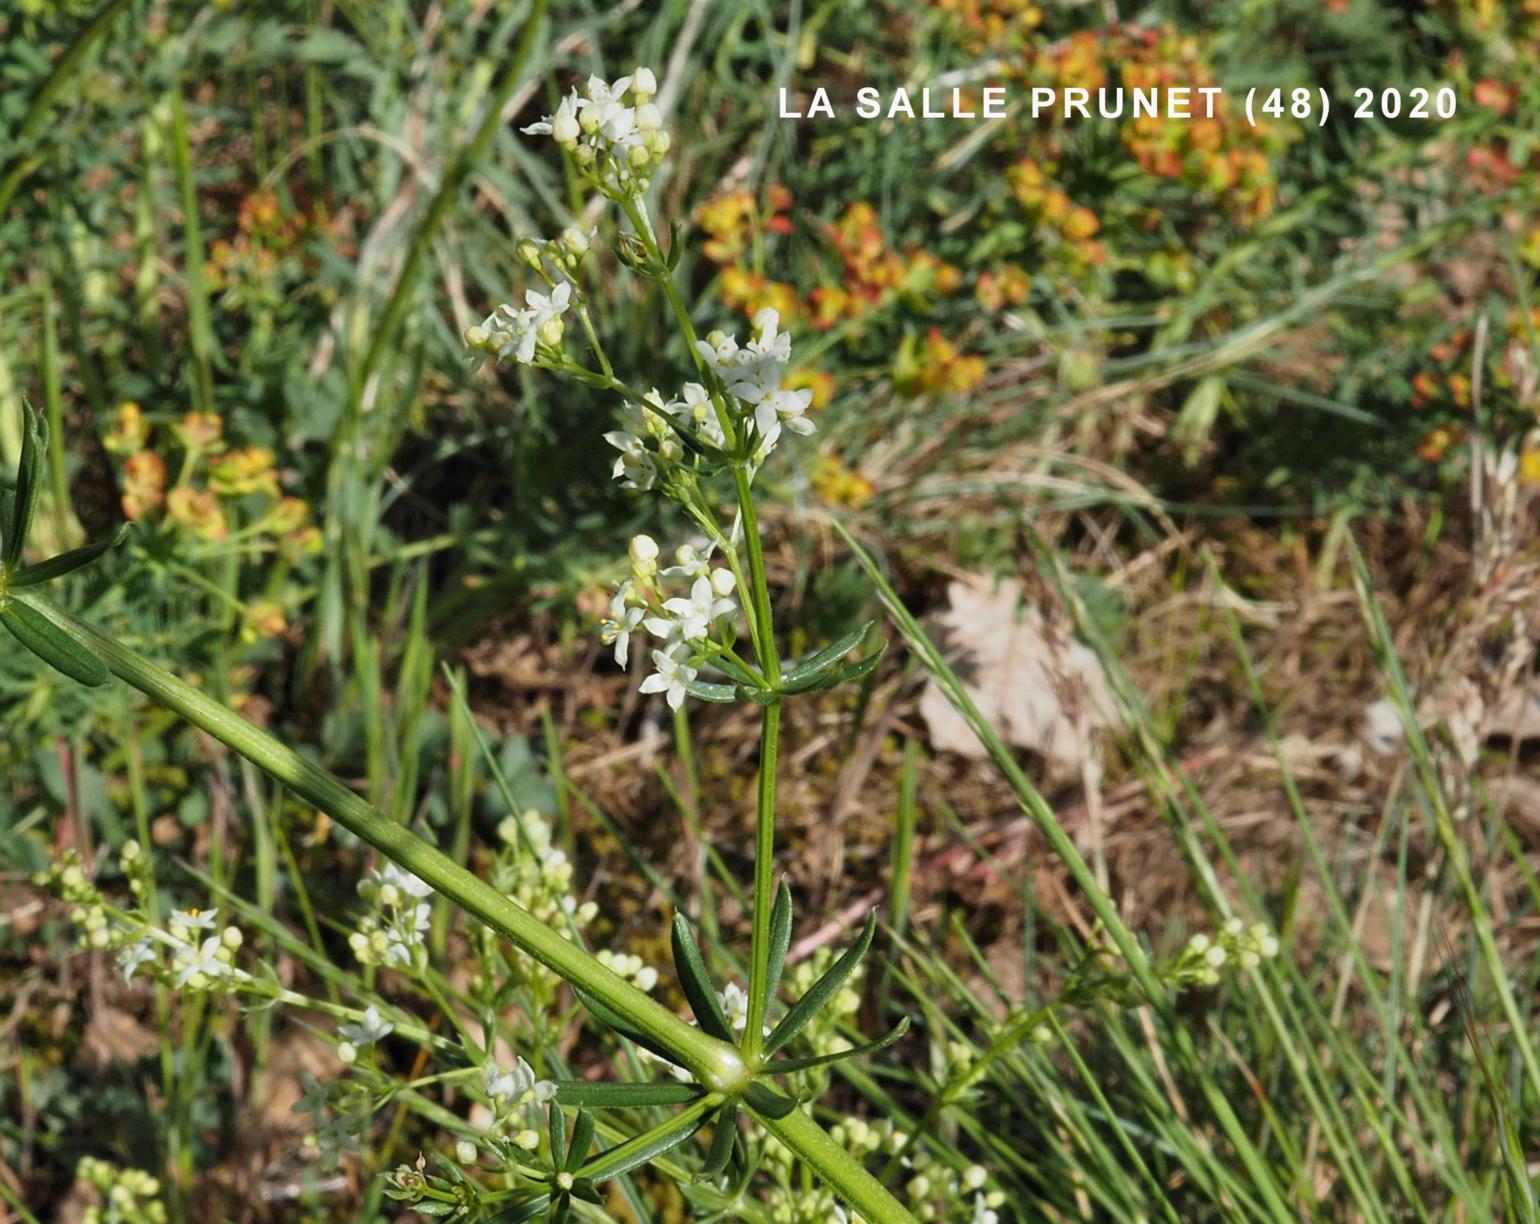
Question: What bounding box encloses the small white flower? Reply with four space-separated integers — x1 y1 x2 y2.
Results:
171 907 218 934
655 575 735 642
340 1005 394 1046
173 936 230 988
118 937 156 983
639 646 698 711
695 331 741 372
719 981 749 1033
600 580 645 668
972 1195 999 1224
484 1057 558 1111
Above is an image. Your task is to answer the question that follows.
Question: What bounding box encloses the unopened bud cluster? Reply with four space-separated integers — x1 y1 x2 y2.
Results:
1170 918 1281 988
76 1157 166 1224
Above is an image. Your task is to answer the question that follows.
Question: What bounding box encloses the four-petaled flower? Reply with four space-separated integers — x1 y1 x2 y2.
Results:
340 1005 394 1046
639 647 698 711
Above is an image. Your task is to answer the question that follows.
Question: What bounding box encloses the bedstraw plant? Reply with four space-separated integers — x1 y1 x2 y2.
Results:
6 63 1285 1224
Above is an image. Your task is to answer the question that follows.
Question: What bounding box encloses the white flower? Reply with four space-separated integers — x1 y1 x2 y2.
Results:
666 382 726 448
368 862 432 904
972 1195 999 1224
173 936 230 988
663 542 713 582
695 331 742 372
639 646 697 711
743 383 816 441
118 937 156 983
340 1005 394 1046
600 580 645 668
484 1057 558 1111
521 94 579 145
171 907 218 934
652 575 735 643
720 981 749 1033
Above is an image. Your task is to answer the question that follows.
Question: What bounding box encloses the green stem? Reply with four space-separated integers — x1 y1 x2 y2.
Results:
733 465 783 1058
16 589 746 1096
750 1104 913 1224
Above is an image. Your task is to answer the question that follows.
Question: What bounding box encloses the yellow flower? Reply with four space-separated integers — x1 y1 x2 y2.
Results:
104 402 149 456
209 447 279 497
241 599 287 643
166 486 228 541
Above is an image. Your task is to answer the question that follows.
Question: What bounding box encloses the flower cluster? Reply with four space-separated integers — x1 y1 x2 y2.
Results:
493 810 599 933
75 1157 167 1224
600 534 739 709
521 69 669 200
349 862 434 970
32 845 249 993
1167 919 1282 988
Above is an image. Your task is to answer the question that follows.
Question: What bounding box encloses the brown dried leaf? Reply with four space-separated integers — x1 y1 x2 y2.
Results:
917 578 1120 781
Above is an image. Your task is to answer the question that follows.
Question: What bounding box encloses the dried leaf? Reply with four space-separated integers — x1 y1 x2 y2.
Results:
917 578 1119 780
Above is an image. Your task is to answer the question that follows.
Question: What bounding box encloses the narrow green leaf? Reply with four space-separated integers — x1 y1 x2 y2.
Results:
780 645 886 695
764 910 877 1056
548 1100 566 1171
741 1082 796 1119
570 1179 602 1205
684 678 739 703
700 1103 737 1180
552 1081 704 1109
9 525 129 588
764 881 794 1008
1 601 109 686
551 1195 572 1224
671 914 734 1041
769 1017 910 1073
5 400 47 571
579 1105 710 1181
566 1110 595 1173
782 620 875 687
486 1197 551 1224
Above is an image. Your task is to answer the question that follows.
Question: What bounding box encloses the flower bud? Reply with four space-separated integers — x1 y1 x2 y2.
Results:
710 569 736 597
221 926 243 950
629 534 660 569
552 108 579 144
636 102 662 132
633 67 657 100
514 1128 540 1150
559 227 590 260
538 316 565 348
516 238 544 274
628 143 651 170
455 1140 477 1165
338 1040 358 1065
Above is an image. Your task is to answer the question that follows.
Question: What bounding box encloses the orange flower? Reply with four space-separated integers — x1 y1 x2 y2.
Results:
174 411 225 453
120 452 166 520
